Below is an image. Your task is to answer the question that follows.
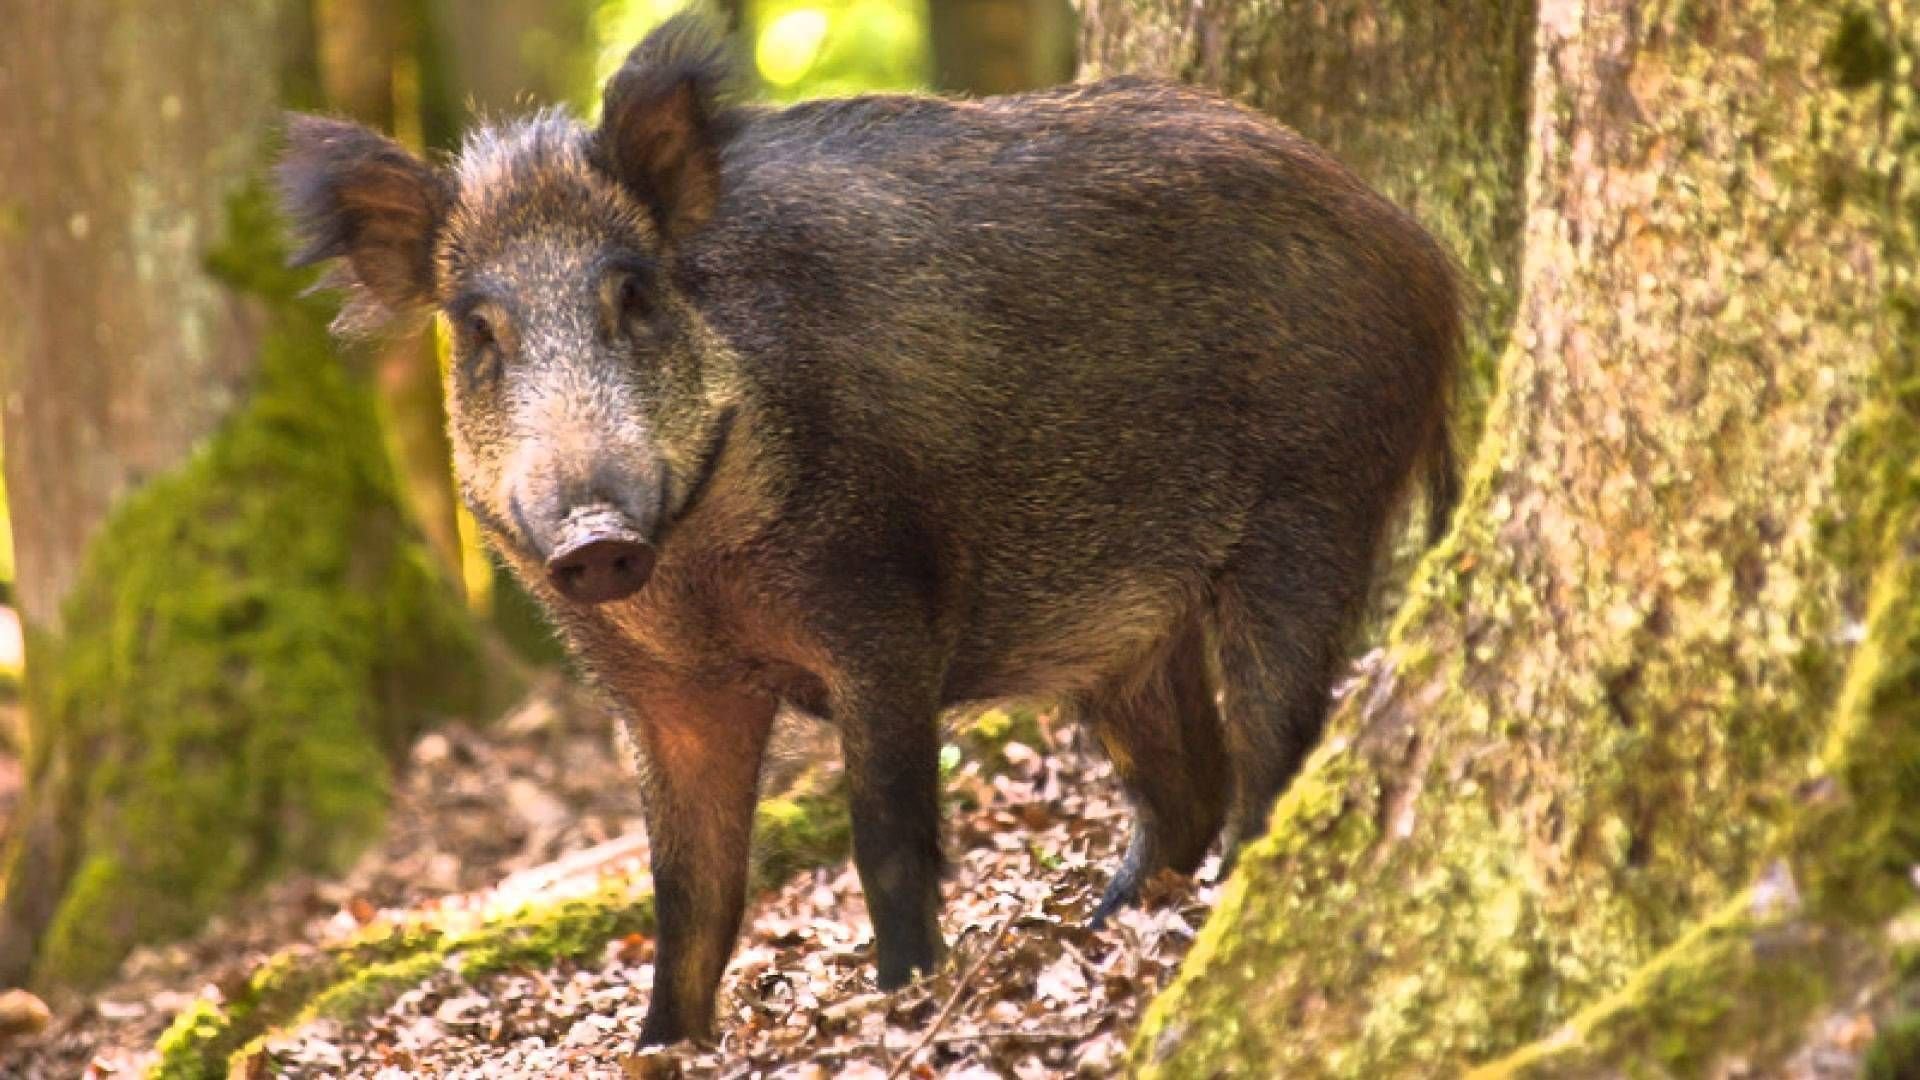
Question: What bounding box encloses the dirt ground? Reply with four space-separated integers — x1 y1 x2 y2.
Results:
3 679 1216 1078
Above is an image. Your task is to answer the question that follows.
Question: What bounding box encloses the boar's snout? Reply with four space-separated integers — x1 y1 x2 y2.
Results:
545 508 656 604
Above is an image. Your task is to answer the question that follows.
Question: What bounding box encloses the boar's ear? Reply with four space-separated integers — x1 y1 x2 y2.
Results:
596 13 737 242
276 113 450 331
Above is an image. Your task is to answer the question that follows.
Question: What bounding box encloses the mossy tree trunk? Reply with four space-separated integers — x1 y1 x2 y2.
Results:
1078 0 1920 1074
0 0 486 992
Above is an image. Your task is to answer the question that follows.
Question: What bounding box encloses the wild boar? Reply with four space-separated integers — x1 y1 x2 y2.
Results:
278 12 1460 1045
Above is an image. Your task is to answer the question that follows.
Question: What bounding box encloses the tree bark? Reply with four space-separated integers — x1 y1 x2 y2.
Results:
317 0 468 585
0 0 486 991
423 0 598 115
414 0 597 663
0 2 268 632
1080 0 1920 1074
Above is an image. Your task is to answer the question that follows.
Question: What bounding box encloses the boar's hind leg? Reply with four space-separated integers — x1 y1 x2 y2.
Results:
1077 619 1228 925
835 677 946 990
631 685 776 1047
1209 538 1368 874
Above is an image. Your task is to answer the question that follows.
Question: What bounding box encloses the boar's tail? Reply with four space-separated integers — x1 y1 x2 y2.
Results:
1425 425 1460 546
1410 232 1465 549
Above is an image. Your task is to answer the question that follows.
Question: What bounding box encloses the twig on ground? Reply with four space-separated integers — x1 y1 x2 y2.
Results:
884 907 1020 1080
1056 936 1098 975
930 1024 1100 1047
806 1019 1099 1070
491 831 650 901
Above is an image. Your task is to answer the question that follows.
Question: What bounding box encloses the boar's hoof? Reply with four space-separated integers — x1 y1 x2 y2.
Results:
547 531 656 603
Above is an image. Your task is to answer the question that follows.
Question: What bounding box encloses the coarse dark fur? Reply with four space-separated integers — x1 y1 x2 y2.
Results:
279 12 1462 1046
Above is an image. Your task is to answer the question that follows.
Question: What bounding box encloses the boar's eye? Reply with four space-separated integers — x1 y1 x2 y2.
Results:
448 300 506 390
464 310 496 349
617 275 650 322
601 259 658 338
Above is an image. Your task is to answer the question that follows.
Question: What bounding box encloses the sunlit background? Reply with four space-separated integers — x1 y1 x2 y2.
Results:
594 0 928 101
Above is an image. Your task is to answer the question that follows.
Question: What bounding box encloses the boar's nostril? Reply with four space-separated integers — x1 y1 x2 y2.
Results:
546 535 656 604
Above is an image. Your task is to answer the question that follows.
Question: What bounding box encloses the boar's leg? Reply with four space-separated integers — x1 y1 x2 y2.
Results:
1208 539 1368 874
630 683 776 1046
835 679 946 989
1077 619 1229 925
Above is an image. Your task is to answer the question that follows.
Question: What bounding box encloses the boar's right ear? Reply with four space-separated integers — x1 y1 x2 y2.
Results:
277 114 450 331
596 13 737 243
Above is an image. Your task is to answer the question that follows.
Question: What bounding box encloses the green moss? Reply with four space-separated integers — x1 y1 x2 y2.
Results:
1796 512 1920 923
959 705 1044 761
1464 888 1857 1078
1797 282 1920 922
10 179 485 990
751 770 853 893
1292 414 1918 1077
307 950 449 1021
1826 6 1897 89
149 922 452 1080
37 856 143 994
150 1000 229 1080
149 769 859 1078
1134 747 1393 1076
1372 475 1920 1070
454 889 657 978
1866 1011 1920 1080
146 879 644 1080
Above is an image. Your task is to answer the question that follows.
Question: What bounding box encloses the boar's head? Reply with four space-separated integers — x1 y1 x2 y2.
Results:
278 15 742 605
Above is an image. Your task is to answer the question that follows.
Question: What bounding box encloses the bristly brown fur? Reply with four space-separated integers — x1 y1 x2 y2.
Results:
440 109 656 283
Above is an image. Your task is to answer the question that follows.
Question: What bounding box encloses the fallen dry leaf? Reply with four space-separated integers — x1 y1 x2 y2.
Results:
0 988 51 1046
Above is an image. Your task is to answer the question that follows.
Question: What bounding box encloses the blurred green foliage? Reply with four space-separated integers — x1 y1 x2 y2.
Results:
589 0 927 107
750 0 926 99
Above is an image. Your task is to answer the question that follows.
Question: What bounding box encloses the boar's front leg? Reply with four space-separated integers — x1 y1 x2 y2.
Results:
835 677 946 988
630 682 776 1046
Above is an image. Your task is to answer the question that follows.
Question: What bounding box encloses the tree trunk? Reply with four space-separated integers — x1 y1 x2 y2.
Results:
317 0 468 586
929 0 1077 96
413 0 595 664
0 0 486 991
423 0 598 115
1080 0 1920 1074
0 2 267 632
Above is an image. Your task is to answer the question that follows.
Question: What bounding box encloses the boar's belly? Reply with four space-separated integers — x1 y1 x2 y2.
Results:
941 578 1187 704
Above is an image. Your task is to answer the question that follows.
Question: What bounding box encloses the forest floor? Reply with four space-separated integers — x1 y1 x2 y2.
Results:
3 676 1217 1078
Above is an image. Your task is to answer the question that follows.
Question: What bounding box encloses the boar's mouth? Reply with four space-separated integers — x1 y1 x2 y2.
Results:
477 406 737 569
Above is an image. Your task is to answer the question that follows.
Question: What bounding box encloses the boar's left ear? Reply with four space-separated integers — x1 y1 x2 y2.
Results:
277 114 451 332
596 13 738 242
